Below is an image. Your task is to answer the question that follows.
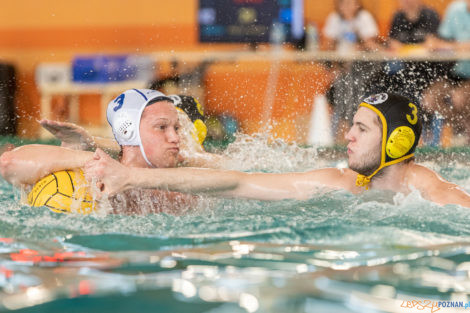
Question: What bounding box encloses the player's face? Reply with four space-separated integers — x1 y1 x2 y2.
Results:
345 107 382 176
139 101 180 168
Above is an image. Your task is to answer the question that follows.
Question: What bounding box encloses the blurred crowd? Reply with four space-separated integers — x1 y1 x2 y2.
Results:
319 0 470 146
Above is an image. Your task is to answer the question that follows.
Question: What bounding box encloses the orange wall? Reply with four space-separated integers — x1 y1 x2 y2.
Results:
0 1 198 49
0 0 456 137
0 1 200 137
0 1 195 28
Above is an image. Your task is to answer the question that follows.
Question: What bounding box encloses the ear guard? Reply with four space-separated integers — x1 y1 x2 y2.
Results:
386 126 416 159
113 111 137 143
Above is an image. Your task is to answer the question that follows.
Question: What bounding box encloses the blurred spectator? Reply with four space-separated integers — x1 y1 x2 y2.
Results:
389 0 439 46
422 0 470 145
383 0 446 145
323 0 382 141
322 0 380 52
387 0 442 99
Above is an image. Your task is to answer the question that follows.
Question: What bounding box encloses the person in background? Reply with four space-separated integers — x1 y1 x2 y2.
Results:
387 0 441 98
389 0 440 48
323 0 380 52
323 0 383 142
385 0 444 145
421 0 470 146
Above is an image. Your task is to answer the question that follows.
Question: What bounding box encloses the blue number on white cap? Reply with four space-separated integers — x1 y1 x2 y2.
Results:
113 94 125 112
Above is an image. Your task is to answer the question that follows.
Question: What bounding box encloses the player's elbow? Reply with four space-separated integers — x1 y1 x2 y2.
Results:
0 151 16 183
0 150 38 186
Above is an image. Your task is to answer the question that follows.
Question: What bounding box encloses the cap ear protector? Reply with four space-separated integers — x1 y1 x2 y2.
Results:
169 95 207 145
113 111 137 143
386 126 416 159
355 93 422 188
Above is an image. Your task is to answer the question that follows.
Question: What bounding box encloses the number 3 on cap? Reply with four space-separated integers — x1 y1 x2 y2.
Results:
113 94 125 112
406 103 418 125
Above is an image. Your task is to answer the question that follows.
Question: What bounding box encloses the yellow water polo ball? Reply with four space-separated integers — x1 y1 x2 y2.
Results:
27 170 96 214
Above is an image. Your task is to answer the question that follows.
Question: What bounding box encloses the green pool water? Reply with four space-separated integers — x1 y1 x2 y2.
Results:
0 136 470 313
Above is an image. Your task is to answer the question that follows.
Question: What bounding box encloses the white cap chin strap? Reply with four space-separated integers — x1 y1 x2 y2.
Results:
139 144 155 168
135 103 156 168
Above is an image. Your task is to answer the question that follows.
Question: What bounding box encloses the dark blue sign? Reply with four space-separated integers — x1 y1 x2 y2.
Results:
198 0 303 44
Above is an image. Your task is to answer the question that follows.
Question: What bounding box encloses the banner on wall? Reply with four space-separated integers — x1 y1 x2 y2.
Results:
198 0 303 44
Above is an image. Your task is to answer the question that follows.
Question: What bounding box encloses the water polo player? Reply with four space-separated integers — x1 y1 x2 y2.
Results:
86 93 470 207
38 93 223 168
0 89 219 214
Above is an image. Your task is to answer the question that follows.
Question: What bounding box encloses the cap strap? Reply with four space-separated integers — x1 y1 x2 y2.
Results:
139 144 155 168
356 174 371 189
355 153 414 189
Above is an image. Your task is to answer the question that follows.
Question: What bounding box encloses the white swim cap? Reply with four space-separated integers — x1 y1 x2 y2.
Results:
106 88 174 167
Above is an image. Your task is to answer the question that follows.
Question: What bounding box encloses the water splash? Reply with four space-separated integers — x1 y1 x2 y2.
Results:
223 133 322 172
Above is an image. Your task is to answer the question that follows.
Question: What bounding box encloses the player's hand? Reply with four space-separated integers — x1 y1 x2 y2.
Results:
84 149 129 196
40 119 96 151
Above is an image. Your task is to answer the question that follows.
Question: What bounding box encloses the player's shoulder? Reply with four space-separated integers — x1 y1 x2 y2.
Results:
407 162 436 175
405 162 447 188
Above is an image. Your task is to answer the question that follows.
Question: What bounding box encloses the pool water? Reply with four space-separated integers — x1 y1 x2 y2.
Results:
0 137 470 313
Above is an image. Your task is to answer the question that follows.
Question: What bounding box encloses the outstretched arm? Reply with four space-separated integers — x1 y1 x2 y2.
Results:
178 150 227 169
0 144 93 186
427 181 470 208
411 164 470 208
427 180 470 208
85 149 355 200
40 119 120 154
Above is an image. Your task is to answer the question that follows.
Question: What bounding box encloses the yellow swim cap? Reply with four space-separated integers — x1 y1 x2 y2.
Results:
355 93 422 189
170 95 207 145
